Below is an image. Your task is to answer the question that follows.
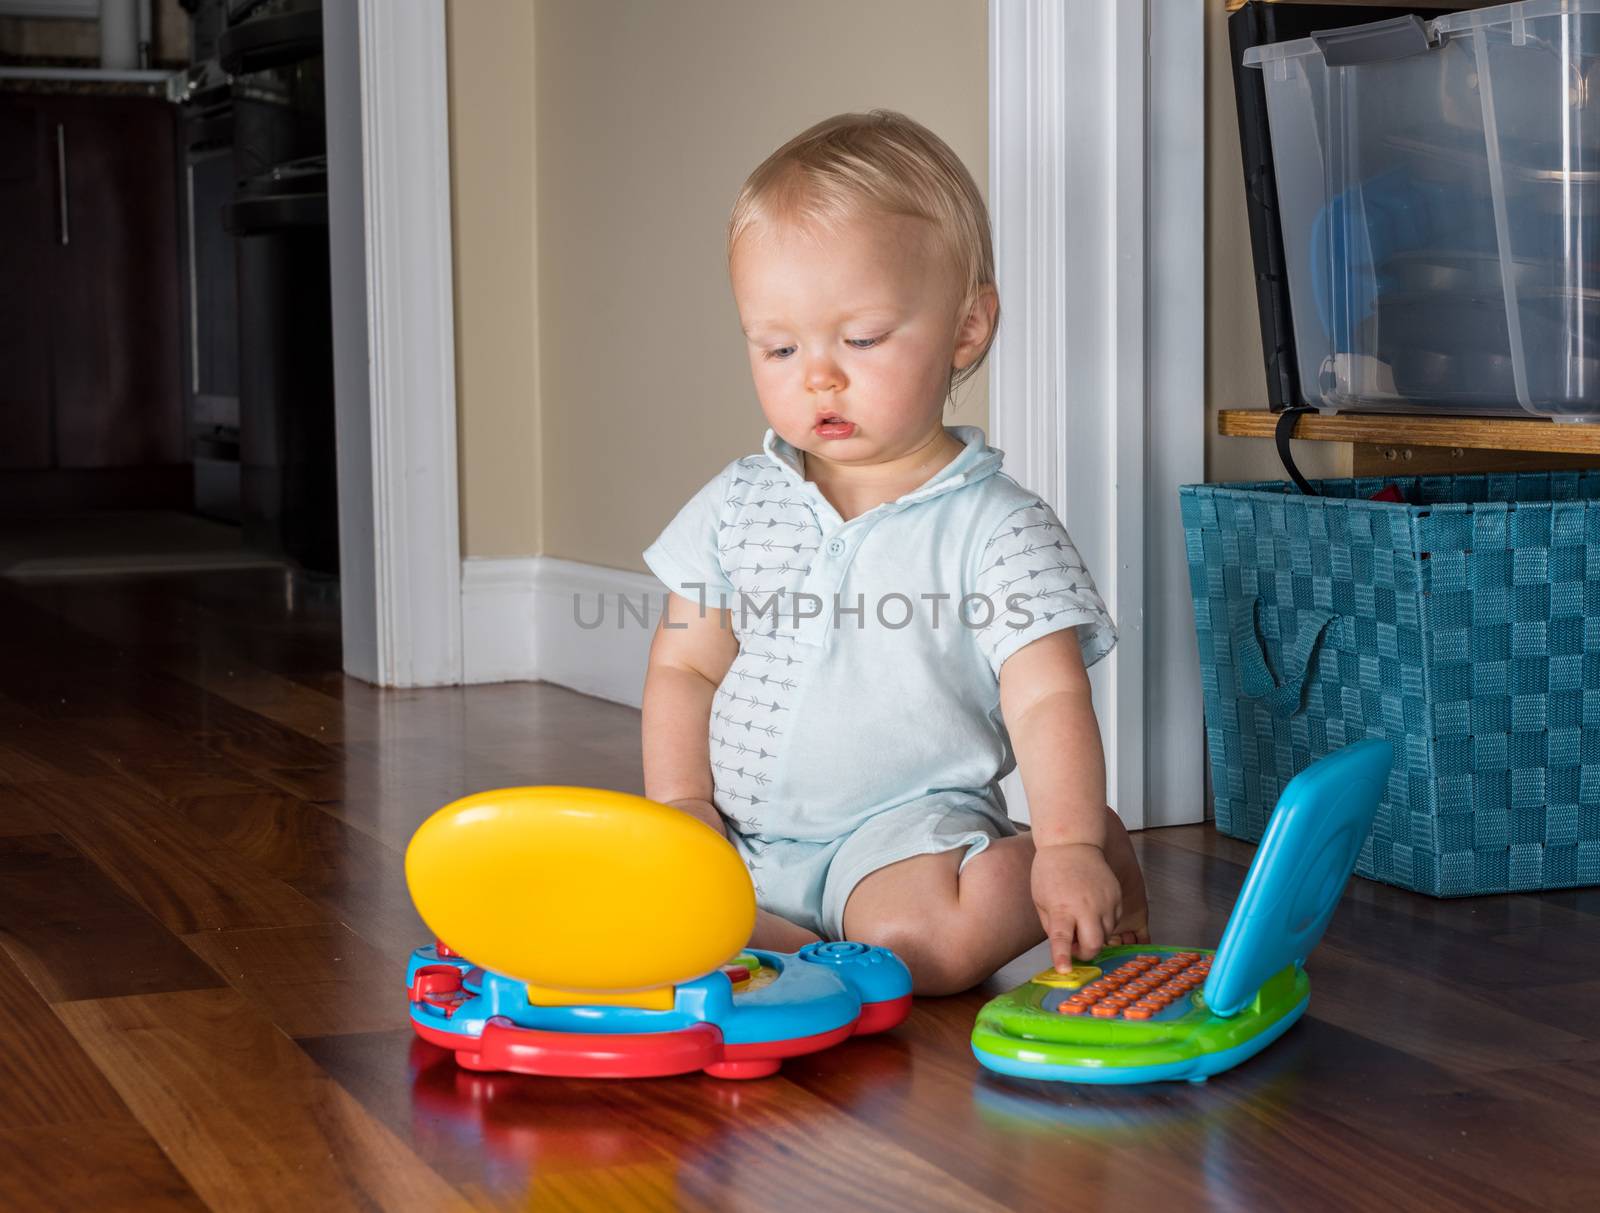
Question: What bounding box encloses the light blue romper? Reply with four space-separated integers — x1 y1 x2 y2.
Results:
643 425 1117 939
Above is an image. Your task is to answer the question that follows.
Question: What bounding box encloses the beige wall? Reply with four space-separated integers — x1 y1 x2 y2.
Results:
1205 0 1348 485
449 1 1340 564
449 0 989 563
447 0 540 557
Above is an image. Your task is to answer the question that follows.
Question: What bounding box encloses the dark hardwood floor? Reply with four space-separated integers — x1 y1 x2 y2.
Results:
1 568 1598 1211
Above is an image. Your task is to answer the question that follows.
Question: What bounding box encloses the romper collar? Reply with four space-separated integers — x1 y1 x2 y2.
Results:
760 424 1003 507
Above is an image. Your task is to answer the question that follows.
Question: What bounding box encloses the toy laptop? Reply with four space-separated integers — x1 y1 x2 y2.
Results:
973 739 1392 1085
403 786 912 1080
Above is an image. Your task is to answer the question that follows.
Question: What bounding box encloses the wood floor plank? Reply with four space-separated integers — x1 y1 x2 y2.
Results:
55 987 482 1212
1475 1056 1600 1102
170 790 428 962
56 713 216 766
171 790 375 874
10 778 331 934
153 648 375 746
130 671 342 772
0 790 55 835
0 660 158 721
1311 1069 1600 1211
0 1118 210 1212
1468 977 1600 1040
0 728 120 781
0 934 212 1207
119 752 276 803
0 720 91 783
1299 945 1600 1077
150 643 539 752
0 946 131 1129
0 833 225 1002
181 922 412 1038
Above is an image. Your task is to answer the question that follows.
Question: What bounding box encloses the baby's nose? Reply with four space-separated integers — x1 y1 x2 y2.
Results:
805 358 845 392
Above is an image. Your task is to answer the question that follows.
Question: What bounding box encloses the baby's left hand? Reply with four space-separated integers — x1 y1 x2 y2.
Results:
1031 842 1122 970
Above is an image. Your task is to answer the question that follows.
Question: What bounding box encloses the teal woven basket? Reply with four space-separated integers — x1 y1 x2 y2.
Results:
1180 472 1600 896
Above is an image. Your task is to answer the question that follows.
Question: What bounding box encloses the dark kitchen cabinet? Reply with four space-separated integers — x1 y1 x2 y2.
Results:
0 99 54 470
0 92 184 480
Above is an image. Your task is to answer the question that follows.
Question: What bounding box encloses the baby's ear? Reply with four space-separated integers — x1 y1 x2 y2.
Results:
953 284 1000 369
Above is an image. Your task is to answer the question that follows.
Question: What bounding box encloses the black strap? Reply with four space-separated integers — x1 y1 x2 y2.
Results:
1275 406 1319 496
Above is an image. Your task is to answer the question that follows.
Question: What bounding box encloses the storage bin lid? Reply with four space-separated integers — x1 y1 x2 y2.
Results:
1433 0 1600 36
1244 0 1600 69
1202 739 1392 1018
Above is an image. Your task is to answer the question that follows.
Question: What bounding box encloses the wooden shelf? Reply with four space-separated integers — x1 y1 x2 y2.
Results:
1217 409 1600 456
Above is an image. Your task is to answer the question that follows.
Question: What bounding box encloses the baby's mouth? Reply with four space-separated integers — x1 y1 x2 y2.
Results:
814 413 855 437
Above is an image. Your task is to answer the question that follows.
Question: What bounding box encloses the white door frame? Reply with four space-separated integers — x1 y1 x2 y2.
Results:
325 0 463 687
989 0 1205 829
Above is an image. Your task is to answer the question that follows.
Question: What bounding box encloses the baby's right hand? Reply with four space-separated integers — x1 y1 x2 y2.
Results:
1031 842 1123 970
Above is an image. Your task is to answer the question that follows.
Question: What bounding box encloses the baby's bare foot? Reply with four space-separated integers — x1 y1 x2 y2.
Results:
1102 806 1152 946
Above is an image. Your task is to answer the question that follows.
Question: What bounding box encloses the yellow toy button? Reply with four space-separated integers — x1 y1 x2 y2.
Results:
1031 965 1101 989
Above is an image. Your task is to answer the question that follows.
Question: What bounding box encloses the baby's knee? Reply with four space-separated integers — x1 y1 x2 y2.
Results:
848 913 989 996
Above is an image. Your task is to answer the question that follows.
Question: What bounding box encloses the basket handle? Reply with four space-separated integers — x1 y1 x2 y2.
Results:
1229 597 1340 719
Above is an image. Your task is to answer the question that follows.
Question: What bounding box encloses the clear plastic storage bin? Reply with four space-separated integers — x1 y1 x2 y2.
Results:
1245 0 1600 421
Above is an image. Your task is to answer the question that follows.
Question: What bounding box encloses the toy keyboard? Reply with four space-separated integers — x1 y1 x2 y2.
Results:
1035 950 1215 1020
971 946 1306 1084
973 738 1392 1085
407 939 911 1080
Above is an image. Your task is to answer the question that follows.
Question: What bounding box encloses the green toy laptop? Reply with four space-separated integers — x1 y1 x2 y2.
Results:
972 739 1392 1084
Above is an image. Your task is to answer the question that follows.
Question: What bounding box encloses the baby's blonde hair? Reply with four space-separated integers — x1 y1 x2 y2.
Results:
727 109 999 398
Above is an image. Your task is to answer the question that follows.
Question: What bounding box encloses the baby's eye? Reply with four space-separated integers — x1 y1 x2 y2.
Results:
846 336 883 350
764 346 796 360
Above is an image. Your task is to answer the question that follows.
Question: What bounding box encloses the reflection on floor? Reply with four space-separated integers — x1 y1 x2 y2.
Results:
0 510 284 579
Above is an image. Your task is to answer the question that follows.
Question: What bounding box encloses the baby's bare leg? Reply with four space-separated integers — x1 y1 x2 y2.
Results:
748 908 821 952
841 834 1042 996
842 807 1150 996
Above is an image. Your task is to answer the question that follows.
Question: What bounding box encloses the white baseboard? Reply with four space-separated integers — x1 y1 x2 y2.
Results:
461 556 663 708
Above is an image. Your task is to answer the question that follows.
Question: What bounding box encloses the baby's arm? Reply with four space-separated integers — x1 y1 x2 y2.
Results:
999 627 1126 967
641 591 738 837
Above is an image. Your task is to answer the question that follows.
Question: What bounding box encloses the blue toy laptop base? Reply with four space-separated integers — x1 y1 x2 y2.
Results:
972 739 1393 1084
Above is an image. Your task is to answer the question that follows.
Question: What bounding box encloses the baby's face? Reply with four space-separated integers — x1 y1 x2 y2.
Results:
731 211 969 471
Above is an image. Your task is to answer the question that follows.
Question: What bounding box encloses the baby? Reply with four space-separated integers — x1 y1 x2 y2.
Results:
640 110 1148 996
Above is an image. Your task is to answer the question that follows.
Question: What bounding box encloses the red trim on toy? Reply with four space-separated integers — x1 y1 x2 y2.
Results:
414 1017 725 1078
410 994 911 1079
852 994 912 1035
720 1022 854 1063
